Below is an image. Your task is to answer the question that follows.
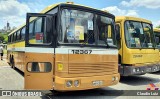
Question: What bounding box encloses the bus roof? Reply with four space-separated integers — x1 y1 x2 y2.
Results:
8 2 112 36
154 28 160 32
115 16 152 24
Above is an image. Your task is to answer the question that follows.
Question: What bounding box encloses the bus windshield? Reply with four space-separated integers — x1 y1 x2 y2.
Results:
60 9 116 47
155 31 160 48
125 21 155 48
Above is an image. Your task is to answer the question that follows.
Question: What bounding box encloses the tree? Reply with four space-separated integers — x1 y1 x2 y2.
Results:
0 35 5 43
156 25 160 28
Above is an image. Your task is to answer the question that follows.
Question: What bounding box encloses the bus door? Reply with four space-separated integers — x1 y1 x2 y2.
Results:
115 23 122 63
24 13 55 90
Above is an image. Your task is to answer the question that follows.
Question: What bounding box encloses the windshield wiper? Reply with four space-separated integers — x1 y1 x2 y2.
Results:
80 43 86 47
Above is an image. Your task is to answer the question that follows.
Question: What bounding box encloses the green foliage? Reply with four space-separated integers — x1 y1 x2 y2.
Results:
0 35 4 43
0 33 8 43
156 25 160 28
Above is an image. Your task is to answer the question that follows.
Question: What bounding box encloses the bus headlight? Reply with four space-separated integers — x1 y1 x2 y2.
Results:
136 68 140 72
112 76 118 81
112 77 116 81
66 80 72 87
115 77 119 81
133 68 136 73
155 66 158 70
74 80 79 87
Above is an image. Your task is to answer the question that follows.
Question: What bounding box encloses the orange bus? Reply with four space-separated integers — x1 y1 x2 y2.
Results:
7 2 119 90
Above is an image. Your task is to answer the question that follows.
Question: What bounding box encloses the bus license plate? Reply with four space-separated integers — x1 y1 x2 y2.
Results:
92 80 103 86
146 68 152 72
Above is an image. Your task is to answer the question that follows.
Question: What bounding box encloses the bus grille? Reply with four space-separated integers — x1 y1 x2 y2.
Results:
68 62 117 74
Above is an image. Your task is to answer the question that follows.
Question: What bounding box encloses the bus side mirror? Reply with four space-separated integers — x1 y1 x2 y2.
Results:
115 24 121 41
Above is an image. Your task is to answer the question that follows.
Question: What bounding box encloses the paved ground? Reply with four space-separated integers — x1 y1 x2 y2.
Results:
0 57 160 99
0 55 8 66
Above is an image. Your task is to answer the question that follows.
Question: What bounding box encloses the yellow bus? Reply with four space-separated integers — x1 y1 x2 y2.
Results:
115 16 160 76
154 28 160 60
7 2 119 90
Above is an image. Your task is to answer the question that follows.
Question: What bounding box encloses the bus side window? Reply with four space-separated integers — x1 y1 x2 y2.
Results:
17 30 20 41
10 35 12 42
13 33 15 42
31 62 40 72
29 22 34 39
28 16 51 44
34 18 44 44
21 27 25 40
14 32 17 42
12 34 14 42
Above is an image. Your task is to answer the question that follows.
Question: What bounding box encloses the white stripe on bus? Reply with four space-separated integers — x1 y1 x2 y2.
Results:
7 47 118 55
7 47 25 52
25 47 54 53
8 47 54 53
55 48 118 55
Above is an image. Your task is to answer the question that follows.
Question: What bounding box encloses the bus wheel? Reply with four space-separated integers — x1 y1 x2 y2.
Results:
11 56 15 69
11 61 15 69
51 90 59 96
9 55 12 65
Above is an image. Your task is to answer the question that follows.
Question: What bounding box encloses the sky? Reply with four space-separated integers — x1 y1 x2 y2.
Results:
0 0 160 29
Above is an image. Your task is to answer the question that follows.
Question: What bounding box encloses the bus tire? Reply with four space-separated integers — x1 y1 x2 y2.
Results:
11 55 15 69
9 54 12 66
51 90 59 96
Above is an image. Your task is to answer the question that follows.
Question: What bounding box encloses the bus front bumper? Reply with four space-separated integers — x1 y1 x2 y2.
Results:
54 73 120 91
119 64 160 76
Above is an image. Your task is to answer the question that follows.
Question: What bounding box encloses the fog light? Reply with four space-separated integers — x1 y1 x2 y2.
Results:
136 68 140 72
133 68 136 73
115 77 118 81
66 80 72 87
74 80 79 87
155 67 157 70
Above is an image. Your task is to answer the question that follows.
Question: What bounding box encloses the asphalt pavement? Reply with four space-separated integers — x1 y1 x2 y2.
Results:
0 56 160 99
